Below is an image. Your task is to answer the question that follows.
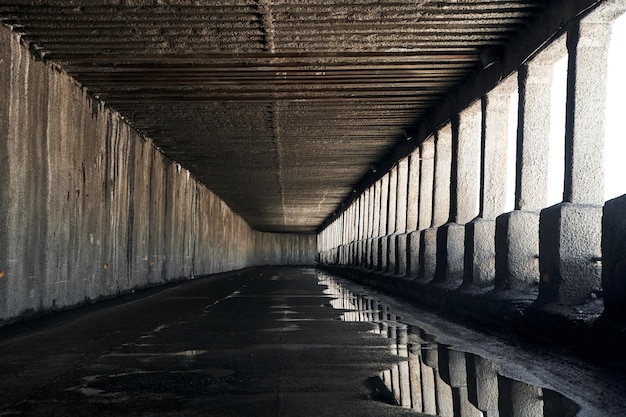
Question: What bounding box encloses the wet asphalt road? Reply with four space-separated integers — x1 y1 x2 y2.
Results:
0 267 420 417
3 266 626 416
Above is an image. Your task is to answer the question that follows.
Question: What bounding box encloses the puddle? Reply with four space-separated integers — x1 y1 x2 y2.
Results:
103 349 207 358
318 273 581 417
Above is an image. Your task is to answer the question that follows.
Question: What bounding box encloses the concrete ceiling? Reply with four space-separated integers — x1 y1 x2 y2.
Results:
0 1 546 233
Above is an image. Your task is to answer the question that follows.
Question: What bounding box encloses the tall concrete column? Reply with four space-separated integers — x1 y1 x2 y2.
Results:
539 19 611 305
371 180 382 270
419 128 451 282
602 195 626 320
406 151 421 277
415 140 435 279
378 175 390 272
465 77 516 289
386 166 398 273
495 44 558 291
395 158 409 276
434 102 481 286
359 191 369 268
407 151 420 232
366 186 376 269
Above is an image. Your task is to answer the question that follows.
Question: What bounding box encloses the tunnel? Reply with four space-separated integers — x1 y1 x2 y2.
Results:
1 0 626 415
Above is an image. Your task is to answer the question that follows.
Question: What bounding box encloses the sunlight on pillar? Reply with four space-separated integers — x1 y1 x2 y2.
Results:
547 55 567 207
604 11 626 201
505 88 518 213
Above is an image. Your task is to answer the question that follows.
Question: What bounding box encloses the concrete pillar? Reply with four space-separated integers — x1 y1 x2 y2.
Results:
465 77 516 289
539 20 611 305
359 192 368 267
434 101 481 286
406 151 420 276
602 195 626 320
379 175 390 272
495 48 557 291
386 167 398 273
413 140 435 278
419 128 451 282
388 166 398 236
407 152 420 232
395 158 409 276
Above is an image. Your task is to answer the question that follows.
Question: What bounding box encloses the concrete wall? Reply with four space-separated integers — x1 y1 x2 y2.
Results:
0 27 314 323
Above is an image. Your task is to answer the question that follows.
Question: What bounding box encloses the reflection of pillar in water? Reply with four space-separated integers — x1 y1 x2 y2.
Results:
420 360 437 415
382 369 393 398
435 369 455 417
438 348 483 417
398 359 411 408
499 378 543 417
422 344 453 417
396 325 411 407
511 381 543 417
467 355 499 417
391 363 401 405
409 343 423 411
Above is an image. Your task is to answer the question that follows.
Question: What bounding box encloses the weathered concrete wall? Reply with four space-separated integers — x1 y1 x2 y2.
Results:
253 233 317 266
0 28 314 323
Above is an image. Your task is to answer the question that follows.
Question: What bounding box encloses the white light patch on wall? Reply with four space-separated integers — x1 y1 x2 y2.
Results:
505 89 518 212
547 56 567 207
604 12 626 202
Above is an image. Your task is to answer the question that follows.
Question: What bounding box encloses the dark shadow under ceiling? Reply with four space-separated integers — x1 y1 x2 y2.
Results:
0 0 547 233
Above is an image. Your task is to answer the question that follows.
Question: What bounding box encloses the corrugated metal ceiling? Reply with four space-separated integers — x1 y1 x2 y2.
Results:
0 1 547 233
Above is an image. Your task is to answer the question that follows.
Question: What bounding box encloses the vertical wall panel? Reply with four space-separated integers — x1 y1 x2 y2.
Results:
0 29 315 323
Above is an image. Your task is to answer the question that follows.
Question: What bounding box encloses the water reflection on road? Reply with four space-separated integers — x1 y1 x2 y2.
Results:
318 272 580 417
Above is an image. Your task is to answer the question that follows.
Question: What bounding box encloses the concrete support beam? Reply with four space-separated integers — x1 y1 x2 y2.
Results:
432 126 453 228
420 128 451 282
394 159 409 276
387 235 397 274
373 180 382 239
495 56 554 291
435 102 481 286
602 195 626 320
407 152 420 233
418 140 435 232
495 210 540 291
396 234 408 277
385 167 398 274
381 174 390 238
465 79 515 288
415 140 435 279
539 20 610 305
407 231 420 277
